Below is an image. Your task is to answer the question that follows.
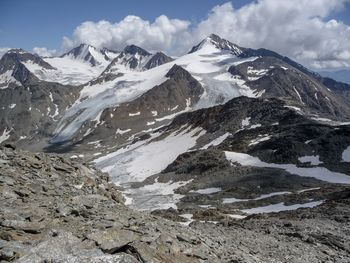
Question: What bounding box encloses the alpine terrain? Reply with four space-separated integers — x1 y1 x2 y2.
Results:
1 34 350 262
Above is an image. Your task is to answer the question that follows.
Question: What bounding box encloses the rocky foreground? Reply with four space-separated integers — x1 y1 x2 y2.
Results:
0 145 349 263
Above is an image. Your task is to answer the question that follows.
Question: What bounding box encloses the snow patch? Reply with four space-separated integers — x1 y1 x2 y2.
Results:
201 132 231 149
191 187 222 194
242 200 324 214
0 128 11 144
116 128 131 135
249 135 271 146
223 191 291 204
95 126 206 184
225 151 350 184
342 146 350 162
129 111 141 116
298 155 322 165
241 117 251 128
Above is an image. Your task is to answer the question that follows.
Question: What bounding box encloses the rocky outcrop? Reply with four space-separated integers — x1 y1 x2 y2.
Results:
0 146 223 262
0 145 349 262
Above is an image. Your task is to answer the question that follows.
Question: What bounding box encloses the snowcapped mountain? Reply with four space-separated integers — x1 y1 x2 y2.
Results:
104 45 173 73
49 34 350 149
60 43 118 66
24 44 118 85
189 33 244 55
1 34 350 216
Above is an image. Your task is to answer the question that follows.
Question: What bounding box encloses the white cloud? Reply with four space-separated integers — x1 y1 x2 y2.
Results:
61 0 350 69
32 47 57 57
192 0 350 69
62 15 191 54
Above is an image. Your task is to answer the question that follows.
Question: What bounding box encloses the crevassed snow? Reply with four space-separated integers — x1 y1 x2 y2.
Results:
201 132 231 149
95 126 206 184
342 145 350 162
224 151 350 184
0 128 11 144
23 59 103 86
241 200 324 214
298 155 322 165
191 187 222 194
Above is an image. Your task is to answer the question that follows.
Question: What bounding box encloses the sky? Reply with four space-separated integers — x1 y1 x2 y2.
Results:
1 0 350 70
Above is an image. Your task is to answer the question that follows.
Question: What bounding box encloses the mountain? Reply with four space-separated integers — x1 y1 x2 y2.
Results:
189 33 244 55
19 44 119 86
1 33 350 262
0 49 81 150
104 45 173 72
0 34 350 223
60 43 118 66
319 69 350 85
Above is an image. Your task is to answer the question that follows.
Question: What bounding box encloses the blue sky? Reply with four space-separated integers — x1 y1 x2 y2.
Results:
0 0 249 50
1 0 350 69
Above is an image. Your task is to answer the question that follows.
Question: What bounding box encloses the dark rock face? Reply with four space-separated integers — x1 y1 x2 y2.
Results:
0 81 81 151
0 50 82 150
228 57 350 120
144 52 173 70
321 77 350 103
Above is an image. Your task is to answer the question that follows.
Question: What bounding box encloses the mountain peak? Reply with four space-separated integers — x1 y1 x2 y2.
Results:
61 43 112 66
189 34 244 56
122 45 151 56
144 52 173 70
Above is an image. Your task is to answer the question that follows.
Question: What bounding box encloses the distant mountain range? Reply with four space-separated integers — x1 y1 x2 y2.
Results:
319 69 350 85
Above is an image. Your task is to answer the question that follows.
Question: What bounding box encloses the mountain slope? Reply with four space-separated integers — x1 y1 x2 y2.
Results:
0 50 81 150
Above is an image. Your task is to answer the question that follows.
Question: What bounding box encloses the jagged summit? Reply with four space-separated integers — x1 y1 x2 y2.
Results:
0 48 54 76
122 44 151 56
144 51 173 70
60 43 118 66
189 33 244 55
